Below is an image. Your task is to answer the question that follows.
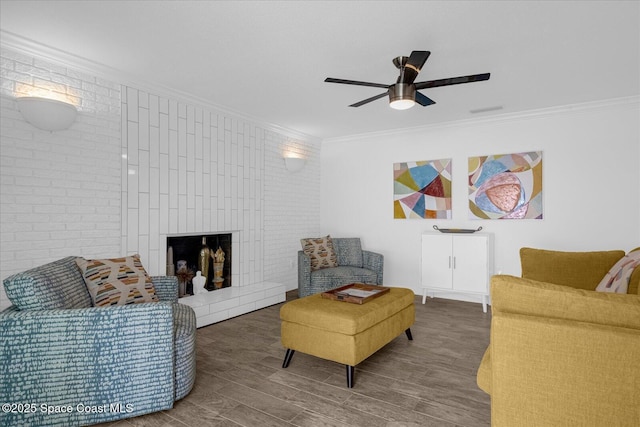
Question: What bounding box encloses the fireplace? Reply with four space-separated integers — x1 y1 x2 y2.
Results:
166 233 232 297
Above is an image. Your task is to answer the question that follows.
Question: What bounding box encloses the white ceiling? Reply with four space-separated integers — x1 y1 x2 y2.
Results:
1 1 638 140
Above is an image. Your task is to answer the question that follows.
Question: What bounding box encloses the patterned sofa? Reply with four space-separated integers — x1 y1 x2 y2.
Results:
298 237 384 298
0 256 196 426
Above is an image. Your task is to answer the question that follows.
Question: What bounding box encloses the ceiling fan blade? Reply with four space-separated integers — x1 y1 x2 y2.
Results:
415 73 490 90
325 78 389 89
415 91 436 107
349 91 389 107
398 51 431 85
407 50 431 70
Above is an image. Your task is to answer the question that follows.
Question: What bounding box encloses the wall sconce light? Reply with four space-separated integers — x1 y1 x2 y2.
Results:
283 154 306 173
16 97 77 131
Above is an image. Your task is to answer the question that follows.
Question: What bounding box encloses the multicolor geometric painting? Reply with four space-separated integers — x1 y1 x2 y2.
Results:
394 159 452 219
468 151 543 220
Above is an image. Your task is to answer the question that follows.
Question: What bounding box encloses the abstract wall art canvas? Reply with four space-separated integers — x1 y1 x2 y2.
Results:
394 159 452 219
468 151 543 220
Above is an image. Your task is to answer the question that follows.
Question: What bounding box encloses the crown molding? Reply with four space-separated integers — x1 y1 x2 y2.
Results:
1 30 319 144
323 96 640 144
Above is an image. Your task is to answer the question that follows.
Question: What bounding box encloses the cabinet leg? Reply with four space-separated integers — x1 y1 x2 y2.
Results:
422 288 427 304
482 295 487 313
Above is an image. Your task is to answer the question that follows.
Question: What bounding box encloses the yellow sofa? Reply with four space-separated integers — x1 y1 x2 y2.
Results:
518 247 640 295
477 248 640 426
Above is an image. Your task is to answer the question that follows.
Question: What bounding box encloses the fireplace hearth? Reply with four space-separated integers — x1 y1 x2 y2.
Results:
166 233 232 296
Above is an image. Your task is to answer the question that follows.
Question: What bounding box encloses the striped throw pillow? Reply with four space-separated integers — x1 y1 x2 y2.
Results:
301 235 338 271
76 255 159 306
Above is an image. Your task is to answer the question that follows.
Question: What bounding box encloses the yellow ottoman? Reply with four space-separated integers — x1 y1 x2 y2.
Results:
280 287 415 387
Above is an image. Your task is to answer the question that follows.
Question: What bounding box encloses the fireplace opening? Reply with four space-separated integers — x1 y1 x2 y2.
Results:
166 233 232 297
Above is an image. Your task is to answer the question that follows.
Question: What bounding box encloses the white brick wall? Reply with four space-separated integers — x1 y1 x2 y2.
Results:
0 47 121 309
264 133 321 290
0 45 321 310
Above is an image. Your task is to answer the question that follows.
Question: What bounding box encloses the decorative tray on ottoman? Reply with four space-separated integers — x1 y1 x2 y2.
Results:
321 283 390 304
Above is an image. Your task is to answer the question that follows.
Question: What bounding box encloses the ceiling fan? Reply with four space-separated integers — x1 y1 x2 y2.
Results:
325 51 490 110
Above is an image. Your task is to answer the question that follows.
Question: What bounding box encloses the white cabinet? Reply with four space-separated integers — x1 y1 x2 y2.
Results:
421 232 493 312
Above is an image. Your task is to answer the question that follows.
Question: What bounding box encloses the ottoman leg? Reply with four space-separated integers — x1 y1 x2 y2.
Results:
282 349 295 368
346 365 355 388
405 328 413 341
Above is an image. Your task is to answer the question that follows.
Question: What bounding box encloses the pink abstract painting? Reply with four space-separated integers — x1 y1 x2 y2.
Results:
468 151 543 220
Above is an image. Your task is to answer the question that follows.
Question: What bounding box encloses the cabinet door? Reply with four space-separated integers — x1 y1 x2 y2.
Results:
452 235 488 293
421 234 453 290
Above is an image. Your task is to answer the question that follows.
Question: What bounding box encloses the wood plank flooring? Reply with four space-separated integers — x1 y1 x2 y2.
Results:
100 292 491 427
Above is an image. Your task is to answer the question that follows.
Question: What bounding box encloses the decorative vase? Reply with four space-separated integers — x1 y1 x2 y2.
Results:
175 263 193 298
166 246 175 276
213 262 224 289
198 237 211 282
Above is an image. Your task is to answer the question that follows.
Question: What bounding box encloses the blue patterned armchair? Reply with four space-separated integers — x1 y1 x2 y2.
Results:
298 237 384 298
0 256 196 426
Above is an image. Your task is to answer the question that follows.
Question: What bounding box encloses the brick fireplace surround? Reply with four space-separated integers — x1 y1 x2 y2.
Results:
165 232 285 328
119 87 291 328
180 282 285 328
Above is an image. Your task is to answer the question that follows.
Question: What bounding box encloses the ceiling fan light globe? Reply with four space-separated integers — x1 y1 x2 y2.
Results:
390 99 415 110
388 83 416 110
